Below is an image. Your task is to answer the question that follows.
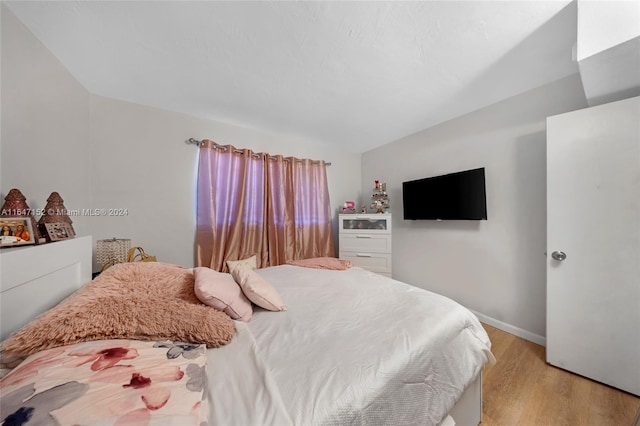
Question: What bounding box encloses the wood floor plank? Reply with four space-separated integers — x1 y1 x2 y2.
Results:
588 380 640 425
483 324 515 363
516 382 589 426
483 335 547 424
481 323 640 426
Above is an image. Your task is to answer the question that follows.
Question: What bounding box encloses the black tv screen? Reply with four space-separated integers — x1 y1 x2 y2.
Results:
402 168 487 220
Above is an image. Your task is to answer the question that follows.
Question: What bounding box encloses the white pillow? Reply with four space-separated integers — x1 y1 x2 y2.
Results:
226 255 257 272
230 265 286 312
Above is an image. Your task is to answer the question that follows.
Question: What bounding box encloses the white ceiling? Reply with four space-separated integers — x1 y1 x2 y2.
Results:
6 1 579 153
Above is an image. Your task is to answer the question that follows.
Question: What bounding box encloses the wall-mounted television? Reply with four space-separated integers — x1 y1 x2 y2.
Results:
402 168 487 220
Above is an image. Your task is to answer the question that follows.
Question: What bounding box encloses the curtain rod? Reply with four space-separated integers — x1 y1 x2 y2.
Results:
187 138 331 166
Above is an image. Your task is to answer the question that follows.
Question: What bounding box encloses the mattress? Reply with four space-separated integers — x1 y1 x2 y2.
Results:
206 265 494 426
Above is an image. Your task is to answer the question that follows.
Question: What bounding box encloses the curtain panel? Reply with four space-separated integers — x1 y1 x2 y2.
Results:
196 141 268 271
196 140 334 271
267 156 335 266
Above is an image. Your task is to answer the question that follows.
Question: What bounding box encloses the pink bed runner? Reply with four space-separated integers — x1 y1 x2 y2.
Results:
286 257 352 270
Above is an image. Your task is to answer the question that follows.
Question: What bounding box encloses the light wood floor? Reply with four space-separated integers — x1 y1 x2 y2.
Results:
481 324 640 426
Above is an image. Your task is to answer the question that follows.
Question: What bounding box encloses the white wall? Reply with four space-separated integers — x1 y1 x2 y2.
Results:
577 0 640 61
1 4 92 236
89 95 361 269
576 1 640 107
361 74 588 342
2 4 361 271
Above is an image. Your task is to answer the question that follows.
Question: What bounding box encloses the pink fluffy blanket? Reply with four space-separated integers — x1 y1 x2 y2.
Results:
1 262 235 365
287 257 353 270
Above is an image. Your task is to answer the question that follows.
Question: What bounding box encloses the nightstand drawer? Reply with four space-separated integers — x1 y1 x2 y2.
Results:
339 234 391 253
340 252 392 274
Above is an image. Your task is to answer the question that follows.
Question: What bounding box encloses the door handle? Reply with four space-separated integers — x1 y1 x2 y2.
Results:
551 251 567 261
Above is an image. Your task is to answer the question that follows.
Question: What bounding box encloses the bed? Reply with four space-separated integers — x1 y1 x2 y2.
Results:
0 240 494 426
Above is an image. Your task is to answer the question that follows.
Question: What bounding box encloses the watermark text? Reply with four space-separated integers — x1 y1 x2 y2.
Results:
2 208 129 217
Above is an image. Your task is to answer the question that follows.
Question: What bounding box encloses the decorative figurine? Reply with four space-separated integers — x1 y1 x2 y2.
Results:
370 180 389 213
39 192 75 241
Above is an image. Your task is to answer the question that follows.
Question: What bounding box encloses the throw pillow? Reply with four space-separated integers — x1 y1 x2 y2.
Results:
230 265 286 312
226 255 257 272
193 267 253 322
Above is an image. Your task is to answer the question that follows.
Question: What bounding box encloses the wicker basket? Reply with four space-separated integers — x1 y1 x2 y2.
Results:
96 238 131 268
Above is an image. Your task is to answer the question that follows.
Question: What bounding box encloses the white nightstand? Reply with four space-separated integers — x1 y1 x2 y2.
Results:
338 214 392 277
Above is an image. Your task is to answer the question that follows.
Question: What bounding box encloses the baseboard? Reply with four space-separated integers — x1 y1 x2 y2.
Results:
470 310 546 347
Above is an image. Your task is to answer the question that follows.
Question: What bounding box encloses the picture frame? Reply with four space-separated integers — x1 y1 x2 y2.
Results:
44 222 74 242
0 217 36 247
64 223 76 238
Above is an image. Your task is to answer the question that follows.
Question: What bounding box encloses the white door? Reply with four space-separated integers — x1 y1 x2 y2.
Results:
546 96 640 396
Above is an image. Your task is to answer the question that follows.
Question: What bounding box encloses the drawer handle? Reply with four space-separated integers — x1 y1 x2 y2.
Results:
356 253 372 257
356 235 372 239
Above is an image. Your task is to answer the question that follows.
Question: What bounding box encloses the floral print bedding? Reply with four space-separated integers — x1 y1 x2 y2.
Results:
0 339 208 425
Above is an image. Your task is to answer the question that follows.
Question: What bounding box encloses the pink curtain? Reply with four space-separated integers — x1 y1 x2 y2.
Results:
196 140 335 271
196 141 268 271
267 156 335 265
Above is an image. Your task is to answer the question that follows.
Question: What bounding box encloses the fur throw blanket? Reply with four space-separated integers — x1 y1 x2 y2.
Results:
1 262 235 366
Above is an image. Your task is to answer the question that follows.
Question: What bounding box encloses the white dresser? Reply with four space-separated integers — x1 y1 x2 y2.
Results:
0 236 92 340
338 214 392 277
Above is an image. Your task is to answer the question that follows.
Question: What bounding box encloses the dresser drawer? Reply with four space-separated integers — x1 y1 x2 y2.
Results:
339 215 391 234
340 252 392 274
339 234 391 253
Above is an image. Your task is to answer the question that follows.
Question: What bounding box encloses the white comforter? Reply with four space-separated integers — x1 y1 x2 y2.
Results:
207 265 494 426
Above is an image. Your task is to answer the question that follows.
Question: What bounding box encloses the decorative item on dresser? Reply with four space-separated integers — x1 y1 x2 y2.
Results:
38 191 75 242
0 217 36 247
370 180 390 213
0 188 41 243
338 213 392 277
43 223 74 242
341 200 356 214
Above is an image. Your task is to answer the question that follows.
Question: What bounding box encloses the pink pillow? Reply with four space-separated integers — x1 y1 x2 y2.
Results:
226 255 257 272
194 267 253 322
230 266 287 312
